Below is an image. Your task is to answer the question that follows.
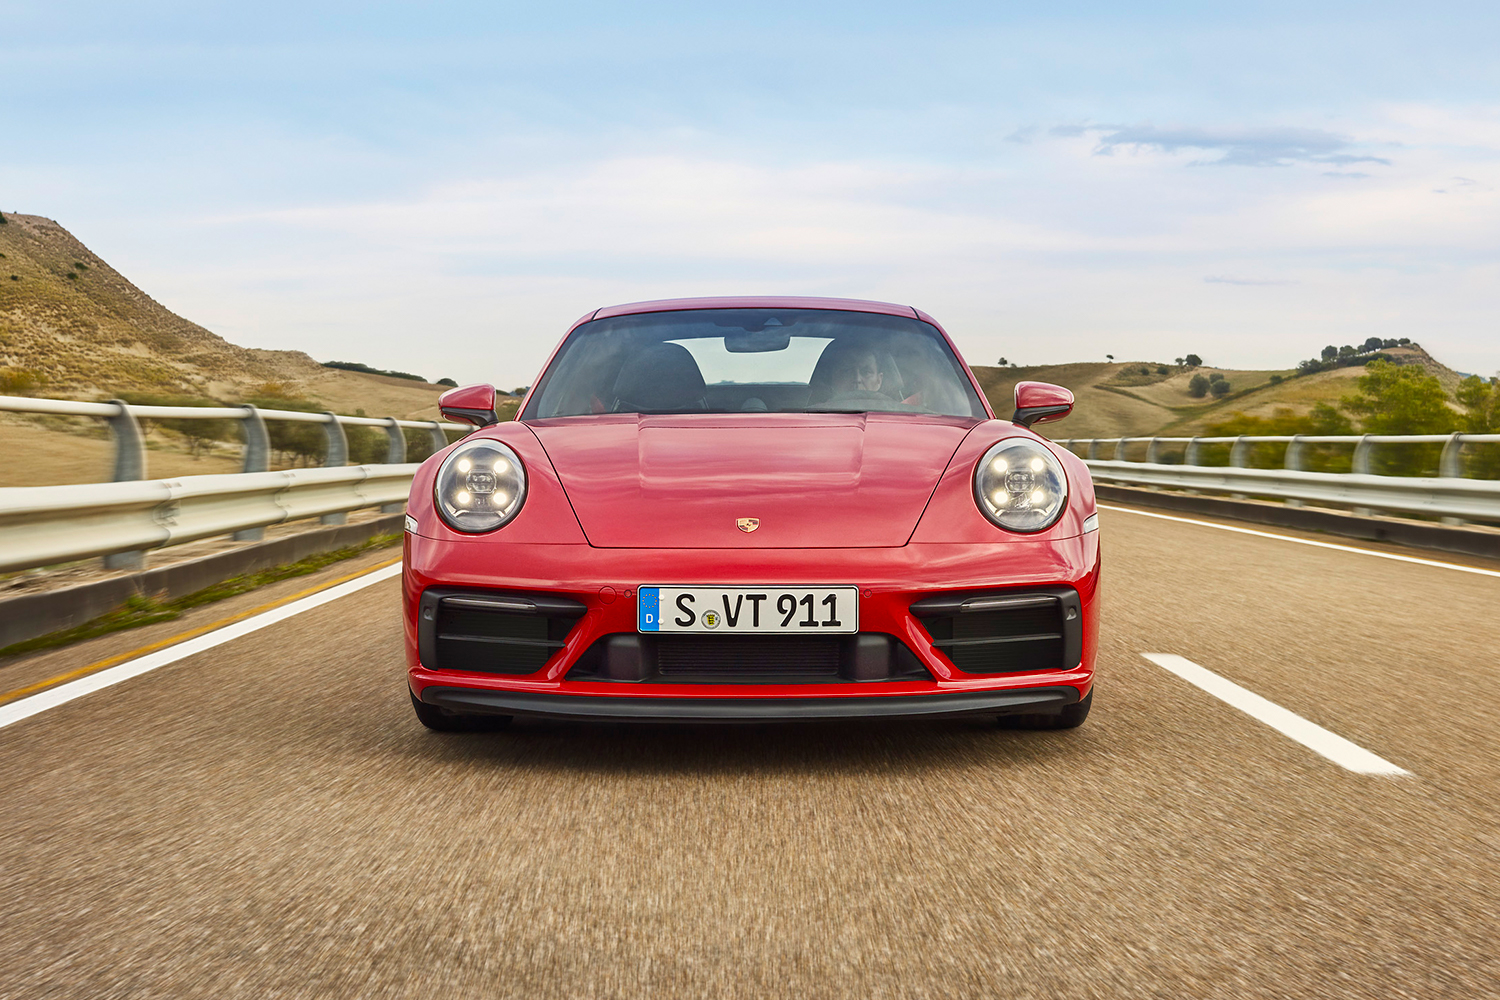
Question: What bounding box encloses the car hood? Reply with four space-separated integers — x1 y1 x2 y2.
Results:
528 413 976 548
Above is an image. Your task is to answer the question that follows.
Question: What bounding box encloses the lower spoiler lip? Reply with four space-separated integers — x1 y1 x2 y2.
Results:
417 685 1081 723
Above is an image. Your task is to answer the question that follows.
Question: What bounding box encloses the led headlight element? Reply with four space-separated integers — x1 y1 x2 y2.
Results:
434 438 526 533
974 438 1068 533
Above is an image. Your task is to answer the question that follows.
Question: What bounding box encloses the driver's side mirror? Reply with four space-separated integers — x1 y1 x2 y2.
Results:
1011 381 1073 428
439 383 500 427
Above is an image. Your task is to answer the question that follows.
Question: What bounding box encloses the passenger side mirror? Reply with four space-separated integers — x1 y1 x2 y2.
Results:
1011 381 1074 428
439 383 500 427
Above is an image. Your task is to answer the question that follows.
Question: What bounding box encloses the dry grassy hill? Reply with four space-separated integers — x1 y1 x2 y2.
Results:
0 213 449 420
973 346 1461 440
0 213 477 485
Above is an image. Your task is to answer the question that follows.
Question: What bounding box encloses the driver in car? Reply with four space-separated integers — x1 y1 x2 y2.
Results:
827 346 884 395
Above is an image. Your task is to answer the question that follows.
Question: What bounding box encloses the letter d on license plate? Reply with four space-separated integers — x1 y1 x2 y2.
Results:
638 587 858 634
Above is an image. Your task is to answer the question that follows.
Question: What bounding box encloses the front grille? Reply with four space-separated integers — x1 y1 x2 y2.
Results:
911 588 1081 674
419 588 586 675
567 632 930 684
657 636 842 678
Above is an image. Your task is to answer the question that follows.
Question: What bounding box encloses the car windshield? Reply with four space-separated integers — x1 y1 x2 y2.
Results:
523 308 987 419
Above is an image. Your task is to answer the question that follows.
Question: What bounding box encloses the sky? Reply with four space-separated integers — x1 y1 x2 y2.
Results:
4 0 1499 387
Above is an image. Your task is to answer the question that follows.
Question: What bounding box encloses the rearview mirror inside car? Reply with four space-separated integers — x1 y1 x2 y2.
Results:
724 330 792 352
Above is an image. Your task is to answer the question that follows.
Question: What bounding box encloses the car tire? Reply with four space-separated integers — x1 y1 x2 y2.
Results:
998 690 1092 730
409 692 513 732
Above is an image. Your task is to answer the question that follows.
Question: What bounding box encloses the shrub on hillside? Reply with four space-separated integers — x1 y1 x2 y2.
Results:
1188 374 1210 398
1210 379 1231 398
0 367 46 394
1206 405 1353 471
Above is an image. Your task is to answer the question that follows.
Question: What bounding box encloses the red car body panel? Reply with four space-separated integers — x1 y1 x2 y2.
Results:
404 297 1096 719
529 413 974 548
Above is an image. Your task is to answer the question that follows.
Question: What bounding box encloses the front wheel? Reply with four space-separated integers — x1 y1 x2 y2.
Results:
410 692 513 732
999 689 1092 730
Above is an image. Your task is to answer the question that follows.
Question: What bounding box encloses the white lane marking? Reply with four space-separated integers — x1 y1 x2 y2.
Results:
1099 504 1500 580
1141 653 1411 776
0 563 403 731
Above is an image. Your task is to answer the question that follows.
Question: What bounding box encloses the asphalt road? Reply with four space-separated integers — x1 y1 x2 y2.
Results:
2 506 1499 999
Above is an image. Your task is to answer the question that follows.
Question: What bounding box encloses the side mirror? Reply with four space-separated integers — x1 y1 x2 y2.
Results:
1012 381 1074 428
439 383 499 427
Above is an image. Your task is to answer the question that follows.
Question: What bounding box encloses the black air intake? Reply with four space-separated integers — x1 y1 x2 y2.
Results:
418 588 586 675
910 587 1081 674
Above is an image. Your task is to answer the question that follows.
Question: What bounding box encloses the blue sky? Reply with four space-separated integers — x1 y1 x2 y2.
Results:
4 1 1499 386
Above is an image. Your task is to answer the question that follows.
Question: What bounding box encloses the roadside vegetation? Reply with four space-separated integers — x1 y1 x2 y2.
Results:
0 533 401 660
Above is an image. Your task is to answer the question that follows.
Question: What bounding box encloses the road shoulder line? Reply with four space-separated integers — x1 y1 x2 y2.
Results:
0 562 402 731
1141 653 1410 776
1100 504 1500 580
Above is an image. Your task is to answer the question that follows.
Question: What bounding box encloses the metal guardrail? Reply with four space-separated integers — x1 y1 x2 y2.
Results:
1 394 468 572
1061 434 1500 524
0 465 419 574
1061 433 1500 476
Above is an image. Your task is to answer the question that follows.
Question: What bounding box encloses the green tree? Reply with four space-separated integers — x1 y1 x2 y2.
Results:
1341 359 1457 475
1184 354 1203 367
114 392 232 458
1209 379 1231 398
1187 373 1210 398
343 409 392 465
245 384 326 467
1457 375 1500 478
1321 345 1338 361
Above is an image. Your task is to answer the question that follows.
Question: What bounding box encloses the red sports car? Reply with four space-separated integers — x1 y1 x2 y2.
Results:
403 296 1099 729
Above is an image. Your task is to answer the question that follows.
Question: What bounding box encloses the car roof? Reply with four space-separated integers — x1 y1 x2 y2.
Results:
586 296 921 324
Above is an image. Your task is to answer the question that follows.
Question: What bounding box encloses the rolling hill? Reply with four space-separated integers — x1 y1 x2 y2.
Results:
972 346 1463 440
0 213 449 420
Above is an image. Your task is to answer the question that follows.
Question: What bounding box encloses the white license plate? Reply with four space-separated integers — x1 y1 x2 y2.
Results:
637 587 859 634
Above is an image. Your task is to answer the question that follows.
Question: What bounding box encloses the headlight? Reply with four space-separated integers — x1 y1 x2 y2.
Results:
973 438 1068 533
434 438 527 533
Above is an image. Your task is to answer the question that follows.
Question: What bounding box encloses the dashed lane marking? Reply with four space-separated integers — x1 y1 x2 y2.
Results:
0 560 403 731
1141 653 1411 776
1099 504 1500 580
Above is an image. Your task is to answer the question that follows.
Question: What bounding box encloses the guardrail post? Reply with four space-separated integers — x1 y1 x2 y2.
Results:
1182 437 1201 493
1440 432 1466 525
1285 435 1305 472
1146 438 1161 464
1229 435 1250 498
1284 435 1305 506
321 413 350 525
1086 439 1099 460
232 405 271 541
428 421 448 456
380 417 407 513
103 400 147 570
1351 435 1373 515
1114 438 1127 461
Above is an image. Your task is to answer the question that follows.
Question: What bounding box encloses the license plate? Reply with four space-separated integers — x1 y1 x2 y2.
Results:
638 587 859 634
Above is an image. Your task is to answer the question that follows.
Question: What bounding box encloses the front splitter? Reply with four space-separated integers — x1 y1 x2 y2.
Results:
418 684 1081 722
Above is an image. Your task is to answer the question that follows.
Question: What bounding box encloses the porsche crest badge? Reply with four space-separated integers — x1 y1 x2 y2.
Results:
736 517 760 533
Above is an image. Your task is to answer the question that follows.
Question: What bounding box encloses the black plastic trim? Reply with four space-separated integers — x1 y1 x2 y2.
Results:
910 586 1083 672
419 685 1080 722
419 587 587 673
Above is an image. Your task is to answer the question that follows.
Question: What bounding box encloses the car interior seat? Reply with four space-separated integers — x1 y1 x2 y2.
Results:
610 342 709 412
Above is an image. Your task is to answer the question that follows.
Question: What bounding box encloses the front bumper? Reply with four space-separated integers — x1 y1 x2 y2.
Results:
403 531 1101 715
